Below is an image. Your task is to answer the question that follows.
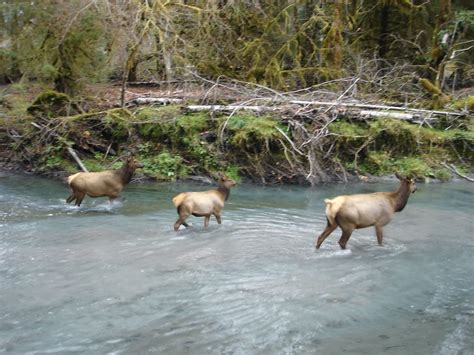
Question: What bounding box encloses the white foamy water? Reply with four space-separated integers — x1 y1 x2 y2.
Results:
0 173 473 354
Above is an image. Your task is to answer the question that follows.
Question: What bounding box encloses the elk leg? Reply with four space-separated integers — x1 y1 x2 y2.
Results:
315 221 337 249
214 213 222 224
375 225 384 246
174 216 189 232
175 204 191 231
75 193 85 207
174 219 181 231
204 215 211 228
338 226 355 249
66 195 75 204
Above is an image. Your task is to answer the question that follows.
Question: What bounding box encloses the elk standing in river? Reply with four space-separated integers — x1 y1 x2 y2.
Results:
66 156 143 206
315 174 416 249
172 175 236 231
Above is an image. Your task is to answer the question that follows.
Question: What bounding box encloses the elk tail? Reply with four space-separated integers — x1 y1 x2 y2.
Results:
324 198 337 226
172 193 186 208
67 173 81 185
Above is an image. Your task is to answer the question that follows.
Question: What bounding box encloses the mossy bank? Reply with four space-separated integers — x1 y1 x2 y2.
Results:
1 88 473 184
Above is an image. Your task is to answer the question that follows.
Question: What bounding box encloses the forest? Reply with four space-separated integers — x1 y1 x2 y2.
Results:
1 0 473 184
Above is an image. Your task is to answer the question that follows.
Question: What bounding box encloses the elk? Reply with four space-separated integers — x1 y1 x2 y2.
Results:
315 173 416 249
172 175 236 231
66 156 143 206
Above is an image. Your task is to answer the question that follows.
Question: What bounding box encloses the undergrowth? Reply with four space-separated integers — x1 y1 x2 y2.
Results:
330 118 473 179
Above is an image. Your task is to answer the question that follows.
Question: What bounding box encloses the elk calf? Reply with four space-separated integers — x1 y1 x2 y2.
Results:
172 175 236 231
316 173 416 249
66 156 143 206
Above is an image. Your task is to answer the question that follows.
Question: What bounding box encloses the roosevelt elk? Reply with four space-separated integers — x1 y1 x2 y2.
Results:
316 173 416 249
172 175 236 231
66 156 143 206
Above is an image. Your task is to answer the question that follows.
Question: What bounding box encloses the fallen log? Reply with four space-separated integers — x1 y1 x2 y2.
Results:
186 104 275 113
124 80 197 87
124 96 465 123
287 99 465 117
126 97 183 107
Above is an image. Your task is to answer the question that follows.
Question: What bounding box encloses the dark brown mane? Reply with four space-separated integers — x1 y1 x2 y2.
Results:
118 161 135 184
217 185 231 201
394 179 412 212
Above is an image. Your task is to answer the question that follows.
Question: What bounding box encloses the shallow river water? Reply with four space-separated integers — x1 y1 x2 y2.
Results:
0 172 473 354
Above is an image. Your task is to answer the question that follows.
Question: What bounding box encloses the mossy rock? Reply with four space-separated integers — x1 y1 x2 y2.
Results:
27 90 77 118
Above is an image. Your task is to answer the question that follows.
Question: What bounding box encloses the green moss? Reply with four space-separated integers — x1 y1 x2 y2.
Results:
135 105 181 122
27 90 74 117
362 153 436 178
452 96 474 111
0 92 30 123
225 114 284 151
329 118 473 180
329 121 369 137
176 112 209 133
103 108 133 139
136 109 210 148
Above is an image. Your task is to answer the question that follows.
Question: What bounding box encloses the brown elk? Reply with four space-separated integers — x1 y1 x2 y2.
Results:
66 156 143 206
172 175 237 231
315 173 416 249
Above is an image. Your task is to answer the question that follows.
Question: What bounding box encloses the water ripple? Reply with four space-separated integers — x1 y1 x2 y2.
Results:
1 175 473 354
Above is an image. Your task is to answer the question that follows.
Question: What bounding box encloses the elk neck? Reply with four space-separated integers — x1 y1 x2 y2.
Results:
217 185 231 201
393 180 411 212
118 164 134 184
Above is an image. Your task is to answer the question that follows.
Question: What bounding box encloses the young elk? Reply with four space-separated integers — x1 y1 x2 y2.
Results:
66 156 143 206
315 173 416 250
172 175 237 231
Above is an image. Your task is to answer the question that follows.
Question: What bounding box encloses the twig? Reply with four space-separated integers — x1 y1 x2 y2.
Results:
275 126 304 155
442 163 474 182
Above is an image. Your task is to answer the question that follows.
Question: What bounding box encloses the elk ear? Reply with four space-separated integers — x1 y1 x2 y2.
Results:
395 172 404 180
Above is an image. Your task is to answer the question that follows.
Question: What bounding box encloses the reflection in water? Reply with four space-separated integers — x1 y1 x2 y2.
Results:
1 173 473 354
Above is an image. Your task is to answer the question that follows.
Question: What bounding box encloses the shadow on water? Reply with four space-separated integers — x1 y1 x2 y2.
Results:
0 172 473 354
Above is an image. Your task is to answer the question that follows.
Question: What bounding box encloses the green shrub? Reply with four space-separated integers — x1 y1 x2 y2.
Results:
139 151 185 180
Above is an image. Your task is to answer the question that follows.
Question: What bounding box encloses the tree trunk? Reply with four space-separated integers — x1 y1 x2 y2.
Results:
378 5 390 65
428 0 452 86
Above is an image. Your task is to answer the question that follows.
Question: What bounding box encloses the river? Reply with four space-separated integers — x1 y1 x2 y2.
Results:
1 172 473 354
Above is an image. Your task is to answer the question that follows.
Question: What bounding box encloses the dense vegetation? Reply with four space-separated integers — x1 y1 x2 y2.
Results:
1 1 473 184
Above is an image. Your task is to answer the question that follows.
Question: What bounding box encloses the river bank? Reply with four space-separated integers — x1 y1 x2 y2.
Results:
1 83 473 185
